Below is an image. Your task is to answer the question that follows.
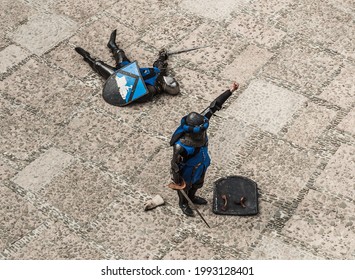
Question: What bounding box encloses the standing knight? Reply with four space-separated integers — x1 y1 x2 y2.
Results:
170 82 239 216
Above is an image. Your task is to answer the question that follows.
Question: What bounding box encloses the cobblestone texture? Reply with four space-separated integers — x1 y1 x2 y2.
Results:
0 0 354 260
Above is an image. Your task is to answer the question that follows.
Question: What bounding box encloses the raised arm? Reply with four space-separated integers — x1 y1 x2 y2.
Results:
201 82 239 119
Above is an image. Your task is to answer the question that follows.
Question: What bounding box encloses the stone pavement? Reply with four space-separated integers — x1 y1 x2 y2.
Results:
0 0 354 260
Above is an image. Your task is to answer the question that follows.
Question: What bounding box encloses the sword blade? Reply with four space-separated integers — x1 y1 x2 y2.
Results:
167 46 209 56
179 189 211 228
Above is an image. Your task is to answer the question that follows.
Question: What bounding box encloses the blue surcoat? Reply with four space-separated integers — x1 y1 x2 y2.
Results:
176 140 211 185
140 67 160 86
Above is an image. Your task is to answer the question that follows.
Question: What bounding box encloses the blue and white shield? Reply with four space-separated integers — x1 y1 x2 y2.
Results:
103 61 148 106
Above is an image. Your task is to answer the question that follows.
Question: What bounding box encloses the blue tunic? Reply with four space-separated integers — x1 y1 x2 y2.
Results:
140 67 160 86
176 140 211 185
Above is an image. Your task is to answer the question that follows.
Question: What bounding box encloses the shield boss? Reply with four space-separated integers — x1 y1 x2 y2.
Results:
213 176 258 216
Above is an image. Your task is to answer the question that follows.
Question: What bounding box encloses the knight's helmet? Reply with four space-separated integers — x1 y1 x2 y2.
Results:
185 112 206 127
161 76 180 95
180 112 209 147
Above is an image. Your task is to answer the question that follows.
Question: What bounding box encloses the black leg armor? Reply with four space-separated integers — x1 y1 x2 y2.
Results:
112 49 130 68
75 47 116 79
188 175 207 205
177 190 194 217
107 29 131 68
91 61 116 80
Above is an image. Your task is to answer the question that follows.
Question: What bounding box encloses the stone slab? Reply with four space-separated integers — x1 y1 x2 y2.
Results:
88 194 182 259
0 36 7 51
0 59 68 106
227 12 286 48
132 147 173 205
247 0 296 16
10 12 77 56
172 23 246 74
60 107 133 147
249 235 321 259
0 0 31 32
37 160 121 225
314 144 355 201
0 59 91 124
276 1 351 45
0 157 16 181
174 67 228 102
0 185 44 251
330 34 355 61
40 78 92 124
327 0 355 15
20 0 57 10
179 0 250 21
0 99 56 161
284 103 337 149
209 118 257 171
9 222 104 259
227 79 306 134
239 136 320 202
262 41 342 95
162 237 220 260
12 148 74 192
0 45 30 74
221 45 274 84
141 13 202 50
96 131 164 175
53 0 116 22
54 107 163 176
282 190 355 259
277 1 355 59
107 0 174 33
54 107 133 161
319 63 355 109
337 109 355 136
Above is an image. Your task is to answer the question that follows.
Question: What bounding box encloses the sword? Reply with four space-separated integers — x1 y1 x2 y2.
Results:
167 46 209 56
168 181 211 228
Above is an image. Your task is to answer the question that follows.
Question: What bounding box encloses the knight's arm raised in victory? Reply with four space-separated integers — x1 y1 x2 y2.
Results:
201 82 239 119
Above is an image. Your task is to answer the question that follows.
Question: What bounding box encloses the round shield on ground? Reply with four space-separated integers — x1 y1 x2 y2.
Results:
213 176 258 216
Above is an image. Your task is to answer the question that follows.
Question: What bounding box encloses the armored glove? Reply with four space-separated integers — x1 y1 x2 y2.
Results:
158 49 168 61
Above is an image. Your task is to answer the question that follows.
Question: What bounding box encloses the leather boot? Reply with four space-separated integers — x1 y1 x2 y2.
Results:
75 47 95 65
107 30 130 67
107 29 119 51
188 186 207 205
177 191 194 217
